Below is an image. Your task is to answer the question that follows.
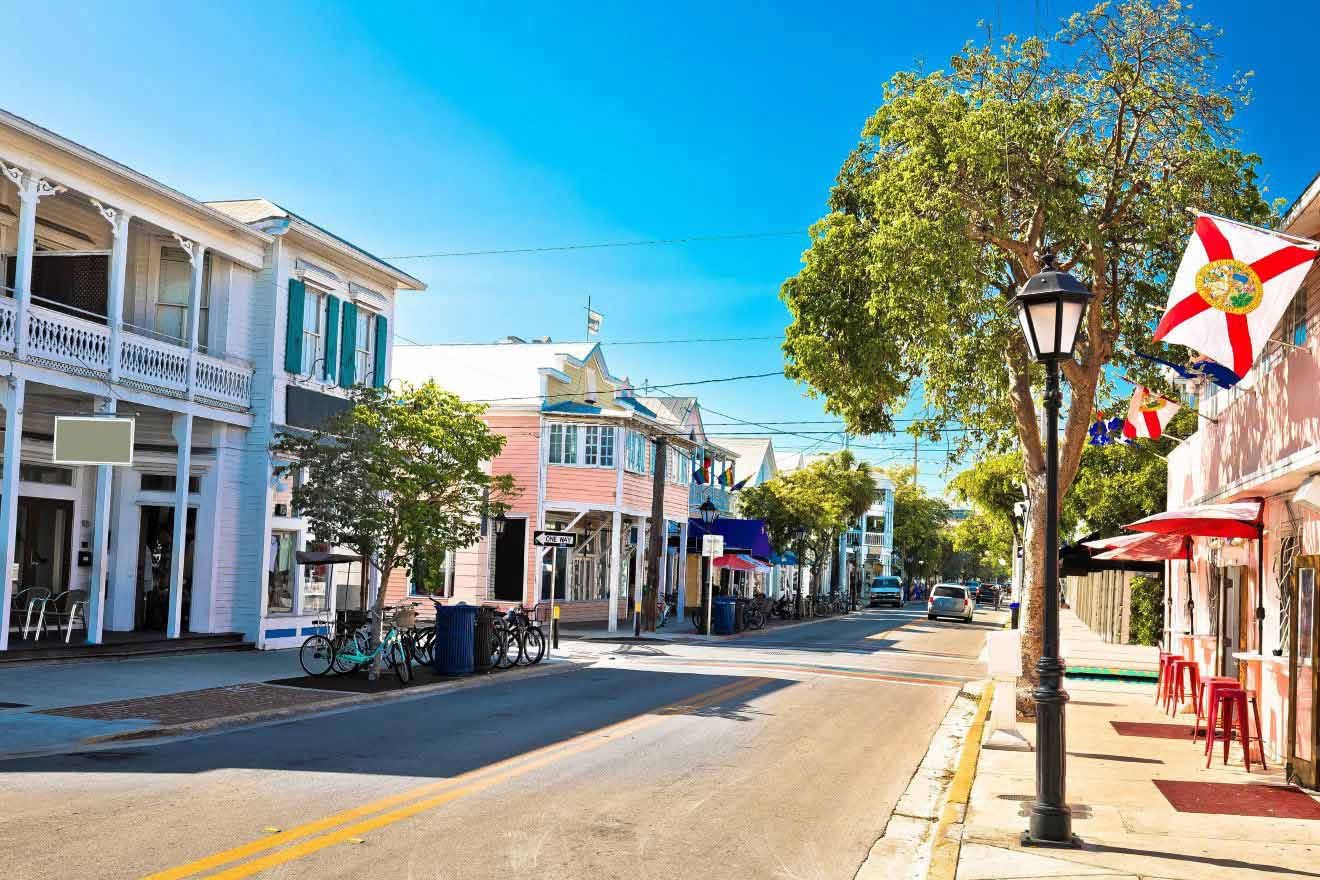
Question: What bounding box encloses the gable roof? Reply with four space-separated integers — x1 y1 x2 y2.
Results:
206 198 425 290
392 340 602 404
717 437 777 484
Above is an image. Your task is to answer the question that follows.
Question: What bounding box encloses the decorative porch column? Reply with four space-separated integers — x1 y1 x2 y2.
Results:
633 517 647 624
173 236 206 400
607 510 622 632
91 201 132 380
85 396 117 644
166 413 193 638
0 377 25 651
2 164 64 359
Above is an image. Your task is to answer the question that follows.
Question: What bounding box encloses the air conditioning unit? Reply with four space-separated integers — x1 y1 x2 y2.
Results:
1295 475 1320 516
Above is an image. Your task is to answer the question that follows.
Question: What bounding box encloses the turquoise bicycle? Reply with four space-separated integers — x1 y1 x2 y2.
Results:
299 607 413 684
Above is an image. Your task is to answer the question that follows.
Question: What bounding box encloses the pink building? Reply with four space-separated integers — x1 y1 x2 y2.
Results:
385 338 695 628
1165 175 1320 782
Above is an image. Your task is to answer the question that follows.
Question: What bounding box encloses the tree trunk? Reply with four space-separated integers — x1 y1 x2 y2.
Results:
368 558 389 681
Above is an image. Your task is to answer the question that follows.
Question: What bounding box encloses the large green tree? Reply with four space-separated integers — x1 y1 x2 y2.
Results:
273 382 517 677
781 0 1271 688
740 450 876 614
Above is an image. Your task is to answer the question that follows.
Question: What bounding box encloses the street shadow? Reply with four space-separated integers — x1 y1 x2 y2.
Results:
1083 842 1320 877
1 666 792 781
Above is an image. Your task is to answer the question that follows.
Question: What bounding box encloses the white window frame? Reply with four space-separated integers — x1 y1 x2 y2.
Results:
548 423 579 465
355 307 377 384
583 424 614 467
301 288 325 379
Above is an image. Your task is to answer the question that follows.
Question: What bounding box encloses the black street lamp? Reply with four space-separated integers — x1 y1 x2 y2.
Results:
699 499 720 635
492 511 508 537
1010 253 1092 849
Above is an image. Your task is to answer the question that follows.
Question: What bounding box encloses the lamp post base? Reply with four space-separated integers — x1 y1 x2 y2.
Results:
1019 831 1083 849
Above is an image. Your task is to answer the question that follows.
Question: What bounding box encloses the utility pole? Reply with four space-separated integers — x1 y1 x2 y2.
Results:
643 436 668 632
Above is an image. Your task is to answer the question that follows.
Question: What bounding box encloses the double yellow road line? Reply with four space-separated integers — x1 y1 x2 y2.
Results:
142 675 770 880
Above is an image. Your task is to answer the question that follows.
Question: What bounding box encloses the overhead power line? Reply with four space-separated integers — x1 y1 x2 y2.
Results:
394 334 786 348
462 369 785 404
387 230 806 260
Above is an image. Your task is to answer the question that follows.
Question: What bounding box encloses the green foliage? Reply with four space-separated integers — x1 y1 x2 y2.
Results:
272 382 518 670
740 451 876 575
1128 574 1165 646
1068 406 1195 536
885 466 952 579
780 0 1270 491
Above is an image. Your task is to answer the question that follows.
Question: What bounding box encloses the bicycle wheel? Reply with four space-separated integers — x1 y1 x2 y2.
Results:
521 628 546 665
389 640 413 685
411 627 435 666
495 623 519 669
332 630 369 675
299 635 335 676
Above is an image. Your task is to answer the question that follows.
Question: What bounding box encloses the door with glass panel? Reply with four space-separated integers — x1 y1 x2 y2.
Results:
1288 558 1320 788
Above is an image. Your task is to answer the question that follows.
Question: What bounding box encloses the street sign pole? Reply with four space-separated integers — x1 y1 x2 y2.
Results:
701 533 723 636
548 546 557 658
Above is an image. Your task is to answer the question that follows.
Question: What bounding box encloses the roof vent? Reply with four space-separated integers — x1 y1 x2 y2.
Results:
535 336 553 344
500 335 526 344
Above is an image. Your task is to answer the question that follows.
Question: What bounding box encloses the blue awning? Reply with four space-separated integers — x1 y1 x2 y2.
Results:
771 551 798 566
687 517 773 558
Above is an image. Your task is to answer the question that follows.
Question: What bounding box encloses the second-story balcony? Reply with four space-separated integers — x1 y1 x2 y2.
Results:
0 165 257 412
0 293 253 411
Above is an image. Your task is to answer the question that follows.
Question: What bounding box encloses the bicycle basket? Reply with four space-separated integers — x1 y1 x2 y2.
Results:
392 606 418 629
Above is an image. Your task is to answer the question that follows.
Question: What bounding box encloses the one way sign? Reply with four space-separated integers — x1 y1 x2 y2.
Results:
534 530 577 548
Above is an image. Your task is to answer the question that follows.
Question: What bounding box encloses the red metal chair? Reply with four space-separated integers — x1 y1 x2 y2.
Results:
1167 659 1200 716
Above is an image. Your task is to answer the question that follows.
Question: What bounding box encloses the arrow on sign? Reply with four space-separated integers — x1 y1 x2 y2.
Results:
534 531 578 548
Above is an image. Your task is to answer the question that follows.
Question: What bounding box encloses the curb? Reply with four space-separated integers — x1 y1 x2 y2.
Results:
926 682 994 880
12 659 583 760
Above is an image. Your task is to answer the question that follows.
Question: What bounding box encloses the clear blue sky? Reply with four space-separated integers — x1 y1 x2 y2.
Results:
9 0 1318 495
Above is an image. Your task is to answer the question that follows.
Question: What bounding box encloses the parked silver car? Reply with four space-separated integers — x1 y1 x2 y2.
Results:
927 583 974 623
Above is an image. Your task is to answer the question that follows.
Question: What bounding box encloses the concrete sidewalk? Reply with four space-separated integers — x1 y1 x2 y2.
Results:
952 677 1320 880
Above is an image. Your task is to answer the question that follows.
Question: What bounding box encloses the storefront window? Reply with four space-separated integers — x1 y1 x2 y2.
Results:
268 531 296 614
410 550 449 597
540 546 568 602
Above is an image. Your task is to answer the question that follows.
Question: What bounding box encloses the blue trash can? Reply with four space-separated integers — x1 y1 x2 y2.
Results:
433 603 477 675
712 596 737 635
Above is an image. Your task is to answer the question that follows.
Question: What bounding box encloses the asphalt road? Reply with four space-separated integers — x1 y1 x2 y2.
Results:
0 602 1001 880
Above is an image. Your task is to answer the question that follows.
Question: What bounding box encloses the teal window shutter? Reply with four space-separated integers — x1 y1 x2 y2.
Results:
339 301 358 387
324 295 340 382
373 314 388 388
284 279 305 374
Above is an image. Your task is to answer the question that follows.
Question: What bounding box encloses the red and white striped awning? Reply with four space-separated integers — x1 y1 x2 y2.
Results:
1082 533 1151 552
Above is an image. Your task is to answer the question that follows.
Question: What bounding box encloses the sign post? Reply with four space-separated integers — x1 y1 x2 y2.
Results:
702 534 723 636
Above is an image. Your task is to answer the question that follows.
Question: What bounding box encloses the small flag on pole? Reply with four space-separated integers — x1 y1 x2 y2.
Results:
1153 214 1318 378
586 309 603 335
1122 387 1180 441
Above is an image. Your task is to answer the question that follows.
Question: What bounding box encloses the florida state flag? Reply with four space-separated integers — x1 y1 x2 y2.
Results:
1122 386 1180 440
1154 214 1318 377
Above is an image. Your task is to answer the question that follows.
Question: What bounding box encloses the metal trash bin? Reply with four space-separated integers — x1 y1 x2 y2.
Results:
733 596 749 633
433 602 477 675
474 606 498 672
1009 601 1021 630
712 596 737 635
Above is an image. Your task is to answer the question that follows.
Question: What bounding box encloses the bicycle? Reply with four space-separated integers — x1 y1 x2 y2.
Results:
299 607 413 685
503 604 546 665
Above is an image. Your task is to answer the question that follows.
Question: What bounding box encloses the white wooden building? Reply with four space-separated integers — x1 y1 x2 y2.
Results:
0 111 424 655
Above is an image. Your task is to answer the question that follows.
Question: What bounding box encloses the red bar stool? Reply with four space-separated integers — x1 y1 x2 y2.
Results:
1204 686 1266 771
1168 660 1200 716
1193 676 1239 742
1159 654 1184 713
1156 652 1179 705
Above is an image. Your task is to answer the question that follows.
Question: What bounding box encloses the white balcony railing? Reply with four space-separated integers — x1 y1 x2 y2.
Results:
193 351 253 409
0 300 252 410
26 304 111 375
120 334 189 395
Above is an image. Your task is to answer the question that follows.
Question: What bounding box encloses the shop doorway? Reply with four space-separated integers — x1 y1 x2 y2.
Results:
136 506 195 632
1289 557 1320 788
15 497 73 599
492 518 526 602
